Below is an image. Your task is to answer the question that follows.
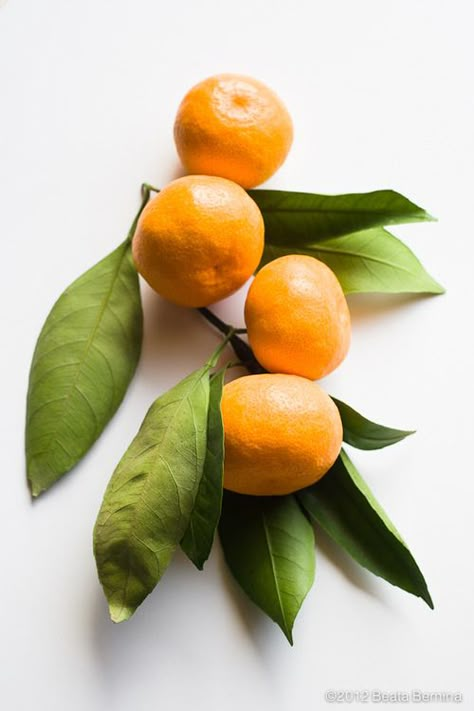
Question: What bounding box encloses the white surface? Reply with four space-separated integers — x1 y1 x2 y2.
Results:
1 1 473 709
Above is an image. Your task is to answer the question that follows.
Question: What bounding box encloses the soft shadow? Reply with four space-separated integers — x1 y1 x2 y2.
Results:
315 526 385 603
137 284 223 390
90 549 197 681
213 538 293 659
165 160 187 183
215 544 267 641
348 292 438 326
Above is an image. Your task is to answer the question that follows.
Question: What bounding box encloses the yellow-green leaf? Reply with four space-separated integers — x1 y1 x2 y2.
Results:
94 366 210 623
260 228 444 294
26 241 142 496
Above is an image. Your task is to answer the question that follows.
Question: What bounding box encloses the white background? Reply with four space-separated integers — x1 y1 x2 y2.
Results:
1 1 473 709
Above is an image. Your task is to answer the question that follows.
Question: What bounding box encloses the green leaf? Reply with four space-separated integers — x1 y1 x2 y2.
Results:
181 369 226 569
332 397 414 450
298 450 433 608
26 241 143 497
250 188 434 244
93 365 211 623
260 227 444 295
219 491 315 644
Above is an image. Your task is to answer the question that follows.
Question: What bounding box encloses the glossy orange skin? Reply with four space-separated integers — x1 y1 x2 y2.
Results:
174 74 293 189
222 374 342 496
245 255 351 380
132 175 264 308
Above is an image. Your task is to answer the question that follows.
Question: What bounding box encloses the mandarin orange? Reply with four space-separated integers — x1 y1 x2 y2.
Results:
174 74 293 188
221 374 342 496
245 255 351 380
132 175 264 307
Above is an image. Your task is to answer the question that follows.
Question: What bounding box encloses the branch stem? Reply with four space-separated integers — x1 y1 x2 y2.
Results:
198 308 233 336
198 308 266 375
126 184 153 244
142 183 161 194
208 327 237 366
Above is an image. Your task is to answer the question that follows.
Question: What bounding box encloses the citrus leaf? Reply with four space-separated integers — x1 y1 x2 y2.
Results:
93 366 210 623
26 240 143 497
181 368 226 569
250 188 434 244
332 397 414 450
298 450 433 608
219 491 315 644
260 227 444 294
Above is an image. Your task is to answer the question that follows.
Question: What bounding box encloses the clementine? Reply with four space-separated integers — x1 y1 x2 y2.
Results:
174 74 293 188
245 255 351 380
221 373 342 496
132 175 264 307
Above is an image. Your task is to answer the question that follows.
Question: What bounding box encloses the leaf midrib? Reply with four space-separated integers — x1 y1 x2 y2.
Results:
303 462 427 598
109 370 208 619
260 206 425 219
270 240 421 276
262 511 289 638
346 432 408 445
28 242 129 474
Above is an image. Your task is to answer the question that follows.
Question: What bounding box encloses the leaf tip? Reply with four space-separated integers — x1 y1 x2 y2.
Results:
109 602 135 624
422 590 434 610
27 475 45 499
280 623 294 645
26 455 59 498
422 275 445 295
180 540 207 571
417 210 437 223
430 282 446 295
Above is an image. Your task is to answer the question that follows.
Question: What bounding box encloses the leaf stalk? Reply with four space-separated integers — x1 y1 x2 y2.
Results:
126 185 153 244
198 308 266 374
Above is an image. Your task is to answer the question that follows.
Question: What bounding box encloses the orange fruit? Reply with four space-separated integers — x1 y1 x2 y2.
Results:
132 175 264 308
245 255 351 380
222 374 342 496
173 74 293 189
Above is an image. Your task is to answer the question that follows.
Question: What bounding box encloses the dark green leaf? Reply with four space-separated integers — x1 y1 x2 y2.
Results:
260 228 444 295
181 369 226 569
332 397 414 450
93 365 211 622
26 241 143 497
298 450 433 608
250 188 434 244
219 491 315 644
